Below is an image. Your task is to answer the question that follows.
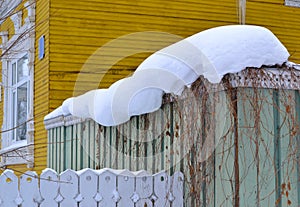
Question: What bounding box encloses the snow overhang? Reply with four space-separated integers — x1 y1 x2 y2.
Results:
44 25 291 127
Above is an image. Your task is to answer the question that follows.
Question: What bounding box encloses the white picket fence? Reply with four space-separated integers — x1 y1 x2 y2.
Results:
0 168 183 207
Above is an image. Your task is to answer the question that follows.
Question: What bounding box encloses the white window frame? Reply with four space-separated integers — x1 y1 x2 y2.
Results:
0 0 35 166
285 0 300 7
9 54 30 142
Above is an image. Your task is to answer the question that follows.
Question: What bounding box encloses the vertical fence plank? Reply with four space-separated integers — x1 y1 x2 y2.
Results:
279 90 298 207
60 126 65 172
214 131 235 206
72 125 77 170
154 108 164 173
60 169 79 207
107 127 112 168
53 128 57 172
146 112 156 174
169 103 175 176
296 90 300 207
56 127 61 173
47 130 52 169
111 126 118 169
237 89 258 206
117 171 135 207
90 120 96 169
273 89 282 207
139 116 147 171
162 104 172 174
172 102 182 173
65 126 72 169
118 124 126 169
171 171 184 207
40 169 59 207
153 171 170 207
78 169 98 207
145 114 154 173
181 96 193 206
77 123 83 170
0 170 20 207
82 121 89 169
122 120 131 170
99 125 106 169
131 117 139 171
117 126 124 170
99 170 119 207
135 173 153 206
94 124 101 169
20 171 41 207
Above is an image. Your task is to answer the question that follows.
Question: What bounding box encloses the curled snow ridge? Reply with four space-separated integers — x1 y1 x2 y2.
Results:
45 25 290 126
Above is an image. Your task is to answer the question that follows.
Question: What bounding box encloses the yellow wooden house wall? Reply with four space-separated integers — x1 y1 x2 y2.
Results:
48 0 239 111
1 0 300 175
246 0 300 63
46 0 300 111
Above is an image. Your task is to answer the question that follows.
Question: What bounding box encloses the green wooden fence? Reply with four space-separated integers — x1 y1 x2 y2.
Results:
45 67 300 206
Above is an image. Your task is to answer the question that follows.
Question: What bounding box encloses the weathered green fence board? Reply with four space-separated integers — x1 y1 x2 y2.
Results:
258 89 276 207
238 88 257 207
98 125 106 169
279 90 298 207
64 125 72 170
47 130 52 169
53 127 57 171
46 85 300 207
296 90 300 207
71 125 77 170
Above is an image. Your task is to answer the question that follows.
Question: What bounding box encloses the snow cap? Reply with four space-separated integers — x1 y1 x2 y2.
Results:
45 25 289 126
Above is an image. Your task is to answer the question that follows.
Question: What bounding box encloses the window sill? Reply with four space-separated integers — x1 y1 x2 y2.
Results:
0 141 34 166
0 140 28 155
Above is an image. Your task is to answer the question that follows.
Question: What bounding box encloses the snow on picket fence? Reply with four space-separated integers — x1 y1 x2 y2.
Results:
0 168 183 207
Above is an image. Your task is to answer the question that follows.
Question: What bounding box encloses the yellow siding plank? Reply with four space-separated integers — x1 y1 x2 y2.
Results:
49 10 236 25
34 0 50 174
246 1 300 62
50 2 237 18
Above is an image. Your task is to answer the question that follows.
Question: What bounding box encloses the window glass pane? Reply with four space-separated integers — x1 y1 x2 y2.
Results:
12 62 16 85
17 55 29 82
16 83 27 141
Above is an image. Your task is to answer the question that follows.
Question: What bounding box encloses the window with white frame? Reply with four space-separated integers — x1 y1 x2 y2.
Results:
10 55 29 142
285 0 300 7
0 0 35 166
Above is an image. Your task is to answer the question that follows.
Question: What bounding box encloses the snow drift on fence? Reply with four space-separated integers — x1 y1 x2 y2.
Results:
44 25 290 126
